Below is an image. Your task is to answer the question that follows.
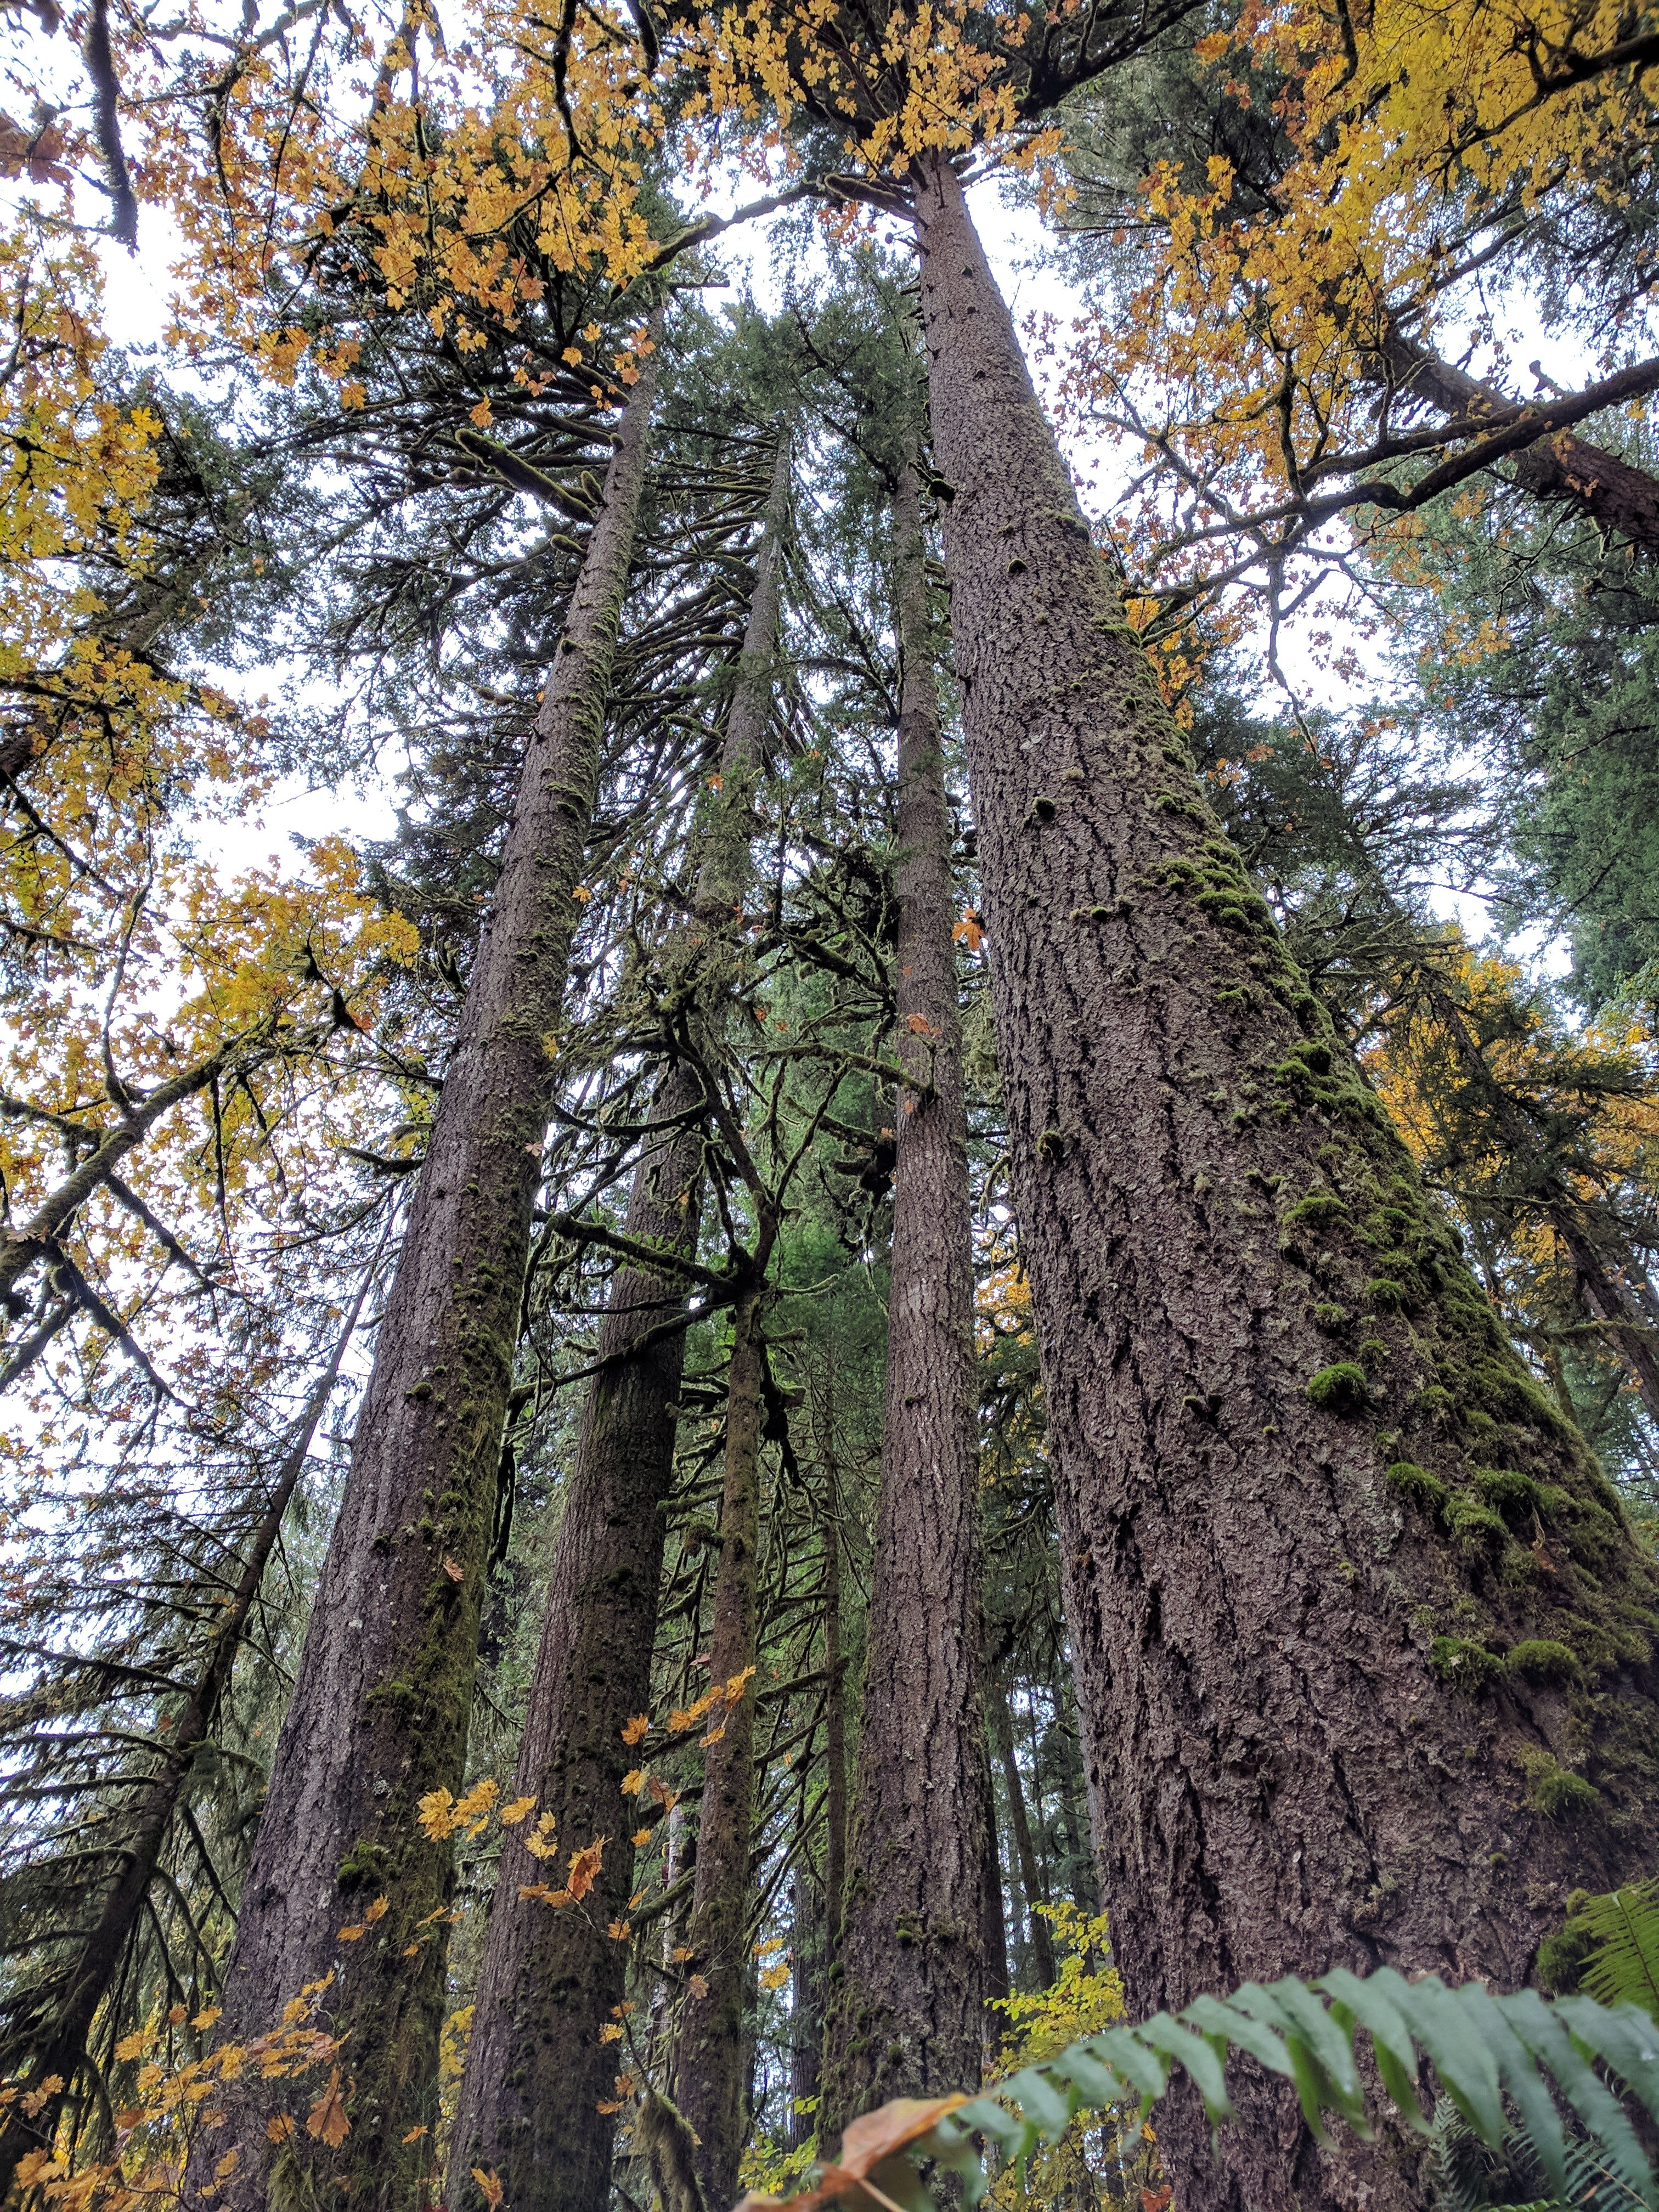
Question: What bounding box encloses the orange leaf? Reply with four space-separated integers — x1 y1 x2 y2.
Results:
266 2115 295 2145
566 1839 605 1900
621 1716 650 1746
443 1556 465 1582
735 2095 969 2210
304 2069 351 2149
472 2167 505 2209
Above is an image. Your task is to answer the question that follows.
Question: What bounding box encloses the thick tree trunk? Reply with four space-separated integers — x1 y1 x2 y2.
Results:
0 1278 374 2199
201 345 663 2212
820 458 988 2141
447 434 792 2212
988 1675 1056 1991
913 150 1659 2212
675 1285 769 2208
1375 323 1659 554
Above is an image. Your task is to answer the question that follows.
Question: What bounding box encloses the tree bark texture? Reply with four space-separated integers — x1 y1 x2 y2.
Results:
819 458 989 2142
675 1286 768 2209
447 433 792 2212
0 1278 374 2200
1375 323 1659 555
202 346 662 2212
913 151 1659 2212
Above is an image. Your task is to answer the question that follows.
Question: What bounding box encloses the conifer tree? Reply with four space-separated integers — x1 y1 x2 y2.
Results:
200 323 665 2210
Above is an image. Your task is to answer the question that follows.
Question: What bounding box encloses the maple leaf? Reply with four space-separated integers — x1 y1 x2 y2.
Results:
337 1921 366 1942
469 400 494 427
758 1961 790 1991
607 1918 631 1941
599 2023 623 2044
443 1555 465 1582
266 2115 295 2145
621 1767 647 1796
472 2167 505 2209
952 912 985 952
733 2095 969 2210
402 2126 429 2144
631 1827 653 1847
364 1897 389 1923
687 1973 710 1999
566 1838 605 1899
501 1796 536 1825
621 1714 650 1745
304 2068 350 2148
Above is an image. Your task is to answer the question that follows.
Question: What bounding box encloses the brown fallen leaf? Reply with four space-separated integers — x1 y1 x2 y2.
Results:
304 2067 351 2149
733 2093 969 2211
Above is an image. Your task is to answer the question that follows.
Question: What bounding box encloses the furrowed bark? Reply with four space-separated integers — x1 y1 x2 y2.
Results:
0 1274 375 2199
200 342 663 2212
1375 323 1659 554
820 458 988 2138
447 433 792 2212
913 150 1659 2212
675 1285 768 2208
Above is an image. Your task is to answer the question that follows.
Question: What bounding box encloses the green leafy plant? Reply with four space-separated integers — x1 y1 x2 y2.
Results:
1579 1886 1659 2024
737 1968 1659 2210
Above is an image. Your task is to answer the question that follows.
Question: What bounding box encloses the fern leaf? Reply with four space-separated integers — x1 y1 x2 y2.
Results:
1579 1883 1659 2025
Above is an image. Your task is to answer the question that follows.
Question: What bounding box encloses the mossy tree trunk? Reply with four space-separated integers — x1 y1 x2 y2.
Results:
199 344 663 2212
446 434 792 2212
912 149 1659 2212
819 457 989 2141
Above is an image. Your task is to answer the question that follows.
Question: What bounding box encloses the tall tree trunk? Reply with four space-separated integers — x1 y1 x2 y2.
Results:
819 456 988 2140
447 433 792 2212
818 1342 848 1956
675 1284 769 2208
980 1745 1012 2028
988 1675 1056 1991
912 150 1659 2212
789 1870 823 2148
0 1272 376 2199
202 343 663 2212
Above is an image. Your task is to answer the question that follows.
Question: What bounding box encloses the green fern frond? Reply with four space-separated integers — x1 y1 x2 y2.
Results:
1579 1883 1659 2025
817 1968 1659 2212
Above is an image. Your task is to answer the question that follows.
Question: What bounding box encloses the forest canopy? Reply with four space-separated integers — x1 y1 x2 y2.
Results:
0 0 1658 2209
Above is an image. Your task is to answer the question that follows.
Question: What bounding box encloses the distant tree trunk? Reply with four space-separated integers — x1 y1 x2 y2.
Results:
201 343 663 2212
448 433 792 2212
675 1283 769 2207
0 1275 375 2200
980 1741 1012 2032
820 455 988 2140
789 1870 824 2147
913 149 1659 2212
819 1352 848 1955
988 1675 1056 1991
1054 1678 1097 1914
